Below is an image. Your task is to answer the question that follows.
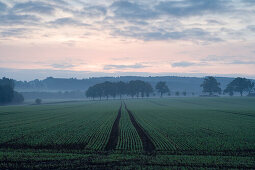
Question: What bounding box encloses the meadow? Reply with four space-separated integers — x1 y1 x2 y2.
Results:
0 97 255 169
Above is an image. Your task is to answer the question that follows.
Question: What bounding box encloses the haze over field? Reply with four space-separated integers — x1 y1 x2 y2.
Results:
0 0 255 80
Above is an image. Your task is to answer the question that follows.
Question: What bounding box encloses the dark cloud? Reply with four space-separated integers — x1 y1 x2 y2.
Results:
104 63 148 70
0 28 28 38
206 19 225 25
0 1 7 13
111 1 157 20
243 0 255 5
247 25 255 32
156 0 227 17
171 61 209 67
12 1 55 15
81 6 107 17
49 17 89 27
230 60 255 65
0 0 254 43
0 14 39 26
113 27 222 42
171 61 196 67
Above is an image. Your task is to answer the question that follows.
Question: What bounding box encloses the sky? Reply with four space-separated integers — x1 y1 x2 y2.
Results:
0 0 255 80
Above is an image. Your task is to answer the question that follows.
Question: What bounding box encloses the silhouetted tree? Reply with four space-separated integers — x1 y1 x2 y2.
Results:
0 77 22 104
12 91 24 103
224 77 251 96
35 98 42 105
85 80 153 100
86 86 96 100
247 80 255 95
116 81 126 99
200 76 221 96
182 91 187 96
175 91 180 96
224 84 234 96
156 81 169 97
144 82 153 97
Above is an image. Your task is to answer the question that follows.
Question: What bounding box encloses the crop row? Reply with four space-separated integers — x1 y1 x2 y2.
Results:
124 98 255 154
116 106 143 151
0 101 120 151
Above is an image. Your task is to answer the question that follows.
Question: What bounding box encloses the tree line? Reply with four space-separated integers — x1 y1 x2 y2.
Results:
201 76 255 96
0 77 24 104
86 80 171 100
86 76 255 100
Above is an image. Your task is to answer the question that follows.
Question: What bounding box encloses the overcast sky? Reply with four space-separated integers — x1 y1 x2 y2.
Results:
0 0 255 80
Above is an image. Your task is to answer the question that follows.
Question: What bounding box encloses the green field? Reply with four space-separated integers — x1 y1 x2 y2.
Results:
1 97 255 169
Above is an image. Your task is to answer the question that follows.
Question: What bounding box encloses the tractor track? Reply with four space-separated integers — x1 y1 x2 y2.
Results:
124 102 155 153
105 102 122 151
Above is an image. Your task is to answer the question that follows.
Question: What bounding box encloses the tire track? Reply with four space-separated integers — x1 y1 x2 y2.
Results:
105 102 122 151
124 102 155 153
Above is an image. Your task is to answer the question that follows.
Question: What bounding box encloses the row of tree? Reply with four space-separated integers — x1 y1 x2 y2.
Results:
201 77 254 96
86 76 254 100
0 77 24 104
86 80 173 99
86 80 155 99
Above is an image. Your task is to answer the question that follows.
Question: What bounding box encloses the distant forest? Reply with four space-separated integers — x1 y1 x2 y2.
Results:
0 76 254 102
13 76 254 101
15 76 236 92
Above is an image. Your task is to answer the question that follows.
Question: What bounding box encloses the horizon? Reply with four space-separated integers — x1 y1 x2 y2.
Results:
1 67 255 81
0 0 255 80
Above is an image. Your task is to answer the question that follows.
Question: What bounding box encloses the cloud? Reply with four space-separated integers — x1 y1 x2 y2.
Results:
247 25 255 32
171 61 196 67
0 14 39 26
113 27 222 42
0 1 7 13
230 60 255 65
51 64 76 69
155 0 227 17
243 0 255 5
0 0 254 43
12 1 55 15
0 28 28 38
171 61 208 67
81 5 107 17
206 19 225 25
48 17 89 27
111 1 157 20
104 63 148 70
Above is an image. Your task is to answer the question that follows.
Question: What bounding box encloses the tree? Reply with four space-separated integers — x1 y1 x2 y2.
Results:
224 77 251 96
12 91 24 103
86 86 96 100
35 98 42 105
175 91 179 96
144 82 153 98
200 76 221 96
86 80 154 100
224 84 234 96
155 81 169 97
182 91 187 96
116 81 126 99
247 80 255 95
0 77 14 104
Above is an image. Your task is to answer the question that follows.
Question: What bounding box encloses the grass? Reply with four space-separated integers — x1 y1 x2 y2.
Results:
0 97 255 169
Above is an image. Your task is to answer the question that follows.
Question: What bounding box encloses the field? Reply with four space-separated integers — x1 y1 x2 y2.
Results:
0 97 255 169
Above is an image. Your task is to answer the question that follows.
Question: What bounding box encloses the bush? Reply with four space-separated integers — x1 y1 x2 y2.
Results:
35 98 42 105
